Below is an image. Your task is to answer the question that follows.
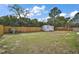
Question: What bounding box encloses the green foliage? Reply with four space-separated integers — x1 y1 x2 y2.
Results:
49 7 61 18
48 7 62 26
48 16 69 27
47 18 54 25
0 15 47 27
0 15 18 26
55 16 67 27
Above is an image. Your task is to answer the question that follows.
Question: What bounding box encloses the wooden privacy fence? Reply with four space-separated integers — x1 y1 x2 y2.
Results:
72 27 79 32
0 25 4 36
4 26 42 33
0 25 42 36
0 25 77 36
55 27 73 31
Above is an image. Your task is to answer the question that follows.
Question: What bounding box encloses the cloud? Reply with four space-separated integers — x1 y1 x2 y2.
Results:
46 16 50 19
60 13 67 17
69 10 79 18
59 10 79 19
27 13 34 17
38 16 50 22
30 5 46 16
31 5 45 14
36 13 41 16
21 5 46 18
25 8 29 11
17 8 33 18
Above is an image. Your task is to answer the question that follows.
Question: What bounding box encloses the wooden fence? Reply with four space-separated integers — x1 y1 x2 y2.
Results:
72 27 79 32
0 25 4 36
0 25 78 36
55 27 73 31
4 26 42 33
0 25 42 36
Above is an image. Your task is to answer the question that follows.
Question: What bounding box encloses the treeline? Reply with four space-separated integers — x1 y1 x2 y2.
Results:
0 15 47 27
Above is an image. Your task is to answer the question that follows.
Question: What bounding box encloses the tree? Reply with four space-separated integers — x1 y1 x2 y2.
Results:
31 19 38 26
47 18 53 25
0 15 18 26
0 16 10 25
71 12 79 27
65 17 72 28
8 4 29 25
8 4 23 19
0 15 46 27
48 7 61 26
54 16 67 27
49 7 61 17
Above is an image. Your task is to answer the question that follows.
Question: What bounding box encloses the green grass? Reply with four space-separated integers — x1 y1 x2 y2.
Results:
0 31 78 54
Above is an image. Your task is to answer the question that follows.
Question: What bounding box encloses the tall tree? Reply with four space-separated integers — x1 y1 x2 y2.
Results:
48 7 61 25
72 12 79 27
8 4 23 19
8 4 29 25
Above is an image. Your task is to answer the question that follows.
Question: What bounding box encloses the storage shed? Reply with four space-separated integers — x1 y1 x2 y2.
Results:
42 25 54 32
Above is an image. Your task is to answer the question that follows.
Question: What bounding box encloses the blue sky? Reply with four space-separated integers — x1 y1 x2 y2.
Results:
0 4 79 21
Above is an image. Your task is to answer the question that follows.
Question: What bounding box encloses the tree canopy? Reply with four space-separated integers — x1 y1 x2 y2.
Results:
48 7 62 26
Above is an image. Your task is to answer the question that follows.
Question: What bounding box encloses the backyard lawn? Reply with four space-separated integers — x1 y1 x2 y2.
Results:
0 31 79 54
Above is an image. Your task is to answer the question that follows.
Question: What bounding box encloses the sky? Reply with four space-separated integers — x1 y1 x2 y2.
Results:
0 4 79 21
